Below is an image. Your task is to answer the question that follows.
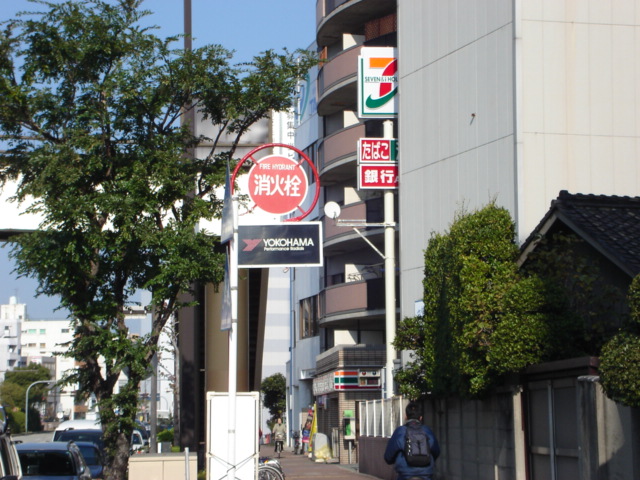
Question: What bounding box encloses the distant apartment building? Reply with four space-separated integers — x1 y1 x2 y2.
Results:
0 296 24 381
21 318 77 421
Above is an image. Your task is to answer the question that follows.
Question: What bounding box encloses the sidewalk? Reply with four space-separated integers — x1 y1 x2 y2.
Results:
259 446 379 480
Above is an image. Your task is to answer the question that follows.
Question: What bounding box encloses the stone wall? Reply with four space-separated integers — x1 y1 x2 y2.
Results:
358 436 395 480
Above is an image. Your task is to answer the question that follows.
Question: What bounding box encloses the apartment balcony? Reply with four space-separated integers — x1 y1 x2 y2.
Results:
315 343 386 375
317 123 364 184
320 278 389 328
316 0 396 48
317 45 361 117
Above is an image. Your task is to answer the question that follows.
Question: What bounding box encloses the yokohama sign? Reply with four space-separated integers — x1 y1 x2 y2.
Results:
237 223 323 268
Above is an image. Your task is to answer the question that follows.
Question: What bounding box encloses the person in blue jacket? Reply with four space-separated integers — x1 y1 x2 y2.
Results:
384 401 440 480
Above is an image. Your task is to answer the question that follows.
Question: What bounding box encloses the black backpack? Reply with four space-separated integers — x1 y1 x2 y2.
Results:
403 420 432 467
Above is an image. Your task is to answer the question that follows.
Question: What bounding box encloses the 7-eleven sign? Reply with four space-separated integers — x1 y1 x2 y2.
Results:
358 47 398 118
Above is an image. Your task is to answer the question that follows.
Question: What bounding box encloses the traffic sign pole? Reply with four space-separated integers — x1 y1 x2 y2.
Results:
227 196 238 480
383 120 396 398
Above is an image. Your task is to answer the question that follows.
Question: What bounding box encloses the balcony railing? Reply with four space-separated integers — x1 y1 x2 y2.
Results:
318 123 364 174
318 45 362 100
321 278 384 317
320 277 398 324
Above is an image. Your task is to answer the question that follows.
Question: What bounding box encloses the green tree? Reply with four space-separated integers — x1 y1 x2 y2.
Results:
260 373 286 422
599 275 640 407
0 363 51 432
394 203 549 399
0 1 314 478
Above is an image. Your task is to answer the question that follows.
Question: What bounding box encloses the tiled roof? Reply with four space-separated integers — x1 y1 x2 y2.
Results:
520 191 640 278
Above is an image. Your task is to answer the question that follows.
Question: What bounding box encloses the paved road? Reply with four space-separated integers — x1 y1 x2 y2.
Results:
13 431 52 443
260 446 379 480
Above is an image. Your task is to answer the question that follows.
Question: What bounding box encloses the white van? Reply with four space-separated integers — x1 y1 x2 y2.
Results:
53 419 101 440
52 420 102 442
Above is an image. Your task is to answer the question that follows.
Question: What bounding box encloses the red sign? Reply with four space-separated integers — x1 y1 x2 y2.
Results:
247 155 309 215
358 138 397 162
358 164 398 189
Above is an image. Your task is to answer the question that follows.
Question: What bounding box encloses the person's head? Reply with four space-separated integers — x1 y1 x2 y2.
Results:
277 418 282 424
405 401 422 421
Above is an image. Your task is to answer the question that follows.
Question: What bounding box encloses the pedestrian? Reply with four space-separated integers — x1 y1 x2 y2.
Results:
384 401 440 480
272 417 286 457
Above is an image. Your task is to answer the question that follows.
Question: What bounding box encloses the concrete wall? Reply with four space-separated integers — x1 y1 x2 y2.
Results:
358 392 519 480
358 436 395 480
128 453 197 480
359 378 640 480
578 376 640 480
425 393 518 480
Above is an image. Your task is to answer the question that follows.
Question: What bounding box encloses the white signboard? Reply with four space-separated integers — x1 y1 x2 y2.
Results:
206 392 259 480
357 47 398 118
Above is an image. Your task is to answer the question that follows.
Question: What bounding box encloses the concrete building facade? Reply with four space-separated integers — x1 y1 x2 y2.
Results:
397 0 640 318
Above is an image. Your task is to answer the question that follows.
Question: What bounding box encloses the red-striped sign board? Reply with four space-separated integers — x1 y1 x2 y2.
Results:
358 138 398 163
358 164 398 189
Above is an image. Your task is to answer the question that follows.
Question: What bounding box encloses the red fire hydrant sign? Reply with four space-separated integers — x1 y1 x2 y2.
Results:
247 155 309 215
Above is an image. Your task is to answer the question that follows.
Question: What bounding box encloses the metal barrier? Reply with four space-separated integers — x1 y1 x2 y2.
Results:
358 396 406 438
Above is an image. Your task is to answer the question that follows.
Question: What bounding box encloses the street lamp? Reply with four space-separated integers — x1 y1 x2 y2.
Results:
25 380 54 433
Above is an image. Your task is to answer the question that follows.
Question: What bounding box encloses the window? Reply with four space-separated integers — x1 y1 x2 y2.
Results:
299 296 319 339
61 328 69 333
39 329 46 335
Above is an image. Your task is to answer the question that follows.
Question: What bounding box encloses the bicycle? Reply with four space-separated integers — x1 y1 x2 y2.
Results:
274 433 285 458
259 457 285 480
292 431 300 455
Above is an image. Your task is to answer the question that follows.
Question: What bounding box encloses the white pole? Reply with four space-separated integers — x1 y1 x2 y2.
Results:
383 119 396 398
184 447 190 480
227 197 239 480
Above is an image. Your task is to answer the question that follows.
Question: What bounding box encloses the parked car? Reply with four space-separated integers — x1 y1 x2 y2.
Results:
134 421 150 446
0 406 21 479
16 442 91 480
52 420 100 440
54 427 145 455
53 429 104 451
74 442 104 479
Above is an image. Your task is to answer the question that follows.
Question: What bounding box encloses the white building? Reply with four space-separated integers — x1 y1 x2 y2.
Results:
0 296 24 381
21 318 77 420
397 0 640 317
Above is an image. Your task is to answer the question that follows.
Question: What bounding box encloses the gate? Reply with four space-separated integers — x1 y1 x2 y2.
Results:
526 378 579 479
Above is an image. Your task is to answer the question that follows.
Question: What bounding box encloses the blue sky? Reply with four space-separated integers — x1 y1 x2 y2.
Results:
0 0 315 319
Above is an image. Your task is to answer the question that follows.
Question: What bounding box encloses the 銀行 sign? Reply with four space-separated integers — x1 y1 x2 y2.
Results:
358 164 398 190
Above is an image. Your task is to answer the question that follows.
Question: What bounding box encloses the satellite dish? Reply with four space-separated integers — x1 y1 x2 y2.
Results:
324 202 341 220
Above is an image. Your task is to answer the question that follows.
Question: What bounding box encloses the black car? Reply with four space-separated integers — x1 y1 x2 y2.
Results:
16 441 91 480
74 441 104 479
0 406 21 479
